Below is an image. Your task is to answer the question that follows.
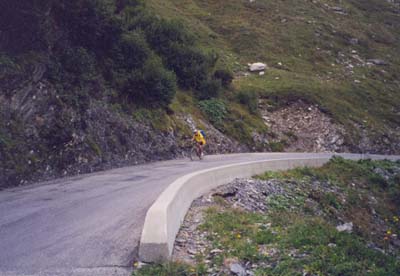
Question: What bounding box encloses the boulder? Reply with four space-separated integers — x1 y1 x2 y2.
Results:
248 62 267 72
336 222 353 233
230 263 246 276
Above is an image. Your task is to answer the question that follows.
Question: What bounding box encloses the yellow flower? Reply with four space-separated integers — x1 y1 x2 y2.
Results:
393 216 399 222
190 268 196 272
237 234 242 239
387 230 392 235
133 262 139 267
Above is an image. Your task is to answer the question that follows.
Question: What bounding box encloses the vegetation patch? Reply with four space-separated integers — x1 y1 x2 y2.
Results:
134 157 400 275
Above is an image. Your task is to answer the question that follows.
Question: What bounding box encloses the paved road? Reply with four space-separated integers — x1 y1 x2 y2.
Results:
0 153 398 276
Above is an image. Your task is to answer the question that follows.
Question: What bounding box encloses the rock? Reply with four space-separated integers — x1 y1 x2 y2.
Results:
259 71 265 76
230 263 246 276
331 6 346 14
175 238 186 245
336 222 353 233
214 186 237 198
349 38 359 45
210 248 223 255
249 62 267 72
373 167 390 180
259 99 348 153
212 178 287 212
367 59 388 66
187 248 197 255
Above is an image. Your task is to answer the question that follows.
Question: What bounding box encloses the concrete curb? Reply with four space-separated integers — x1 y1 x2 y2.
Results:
138 154 397 262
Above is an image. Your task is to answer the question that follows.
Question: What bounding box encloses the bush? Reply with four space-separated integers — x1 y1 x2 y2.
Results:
214 69 233 87
45 46 97 90
165 44 216 90
196 78 222 100
198 99 227 125
2 0 227 110
139 17 217 90
52 0 123 57
236 90 259 114
122 57 176 108
269 141 285 152
62 47 96 81
141 19 195 55
0 54 25 95
0 0 52 54
114 31 150 70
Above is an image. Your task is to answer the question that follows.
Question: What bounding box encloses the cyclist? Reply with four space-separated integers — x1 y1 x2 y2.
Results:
192 129 206 158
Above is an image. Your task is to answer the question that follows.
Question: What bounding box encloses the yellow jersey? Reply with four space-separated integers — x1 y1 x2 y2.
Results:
193 131 206 145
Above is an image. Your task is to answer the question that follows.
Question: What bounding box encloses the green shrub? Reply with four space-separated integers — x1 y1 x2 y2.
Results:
236 90 259 114
62 47 96 81
114 31 150 70
52 0 123 56
0 0 52 54
141 19 195 55
122 57 176 108
269 141 285 152
198 99 227 125
214 69 234 87
138 17 217 90
165 44 215 90
196 78 222 100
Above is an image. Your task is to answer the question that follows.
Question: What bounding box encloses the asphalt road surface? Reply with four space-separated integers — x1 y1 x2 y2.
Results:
0 153 398 276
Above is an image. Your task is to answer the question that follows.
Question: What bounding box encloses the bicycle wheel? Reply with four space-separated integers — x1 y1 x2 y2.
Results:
190 146 201 161
189 147 196 161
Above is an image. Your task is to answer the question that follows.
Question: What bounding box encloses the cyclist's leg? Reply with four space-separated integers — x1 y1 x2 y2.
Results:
195 142 201 157
199 143 203 156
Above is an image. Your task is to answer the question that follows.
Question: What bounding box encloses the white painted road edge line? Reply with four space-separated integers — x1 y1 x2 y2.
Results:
138 154 398 262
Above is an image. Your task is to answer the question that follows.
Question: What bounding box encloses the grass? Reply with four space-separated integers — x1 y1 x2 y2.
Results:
257 156 399 188
135 209 400 275
133 261 205 276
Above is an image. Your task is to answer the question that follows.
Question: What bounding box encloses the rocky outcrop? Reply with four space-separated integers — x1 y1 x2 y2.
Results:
259 99 400 154
0 81 181 188
260 100 347 152
0 79 248 188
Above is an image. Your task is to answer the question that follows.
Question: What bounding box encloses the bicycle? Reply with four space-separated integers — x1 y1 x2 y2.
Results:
189 142 204 161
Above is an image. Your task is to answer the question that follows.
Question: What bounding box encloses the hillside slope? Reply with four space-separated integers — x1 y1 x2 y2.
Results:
1 0 400 187
148 0 400 150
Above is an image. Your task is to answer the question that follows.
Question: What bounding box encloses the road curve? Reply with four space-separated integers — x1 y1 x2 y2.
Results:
0 153 397 276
